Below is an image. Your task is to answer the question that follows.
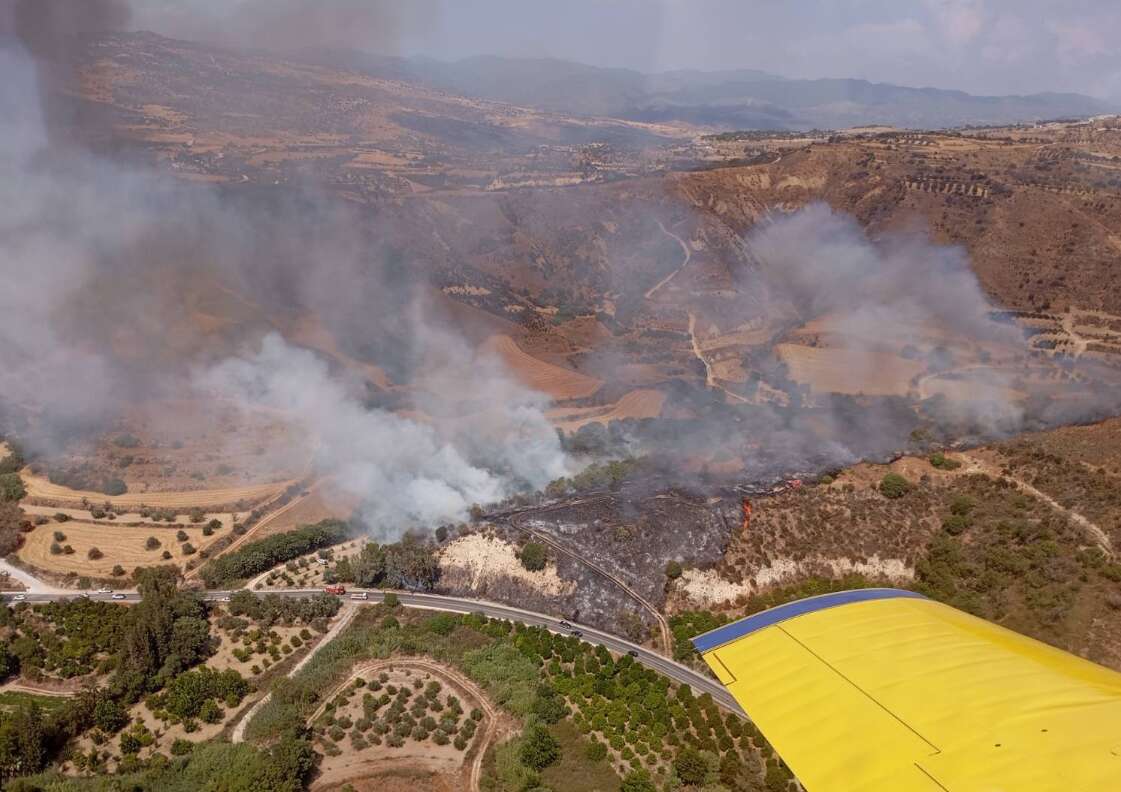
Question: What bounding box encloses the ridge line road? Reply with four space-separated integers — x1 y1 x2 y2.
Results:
1 588 741 716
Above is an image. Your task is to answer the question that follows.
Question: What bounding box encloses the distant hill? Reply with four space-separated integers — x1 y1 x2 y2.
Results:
303 51 1113 131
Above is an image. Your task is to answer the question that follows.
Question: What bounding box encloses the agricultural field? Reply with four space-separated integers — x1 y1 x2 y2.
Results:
246 603 794 792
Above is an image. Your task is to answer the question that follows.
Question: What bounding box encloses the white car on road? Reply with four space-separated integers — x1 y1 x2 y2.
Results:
12 593 26 602
111 593 127 600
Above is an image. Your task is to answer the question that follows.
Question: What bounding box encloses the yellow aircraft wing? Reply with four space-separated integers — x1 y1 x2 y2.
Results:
691 588 1121 791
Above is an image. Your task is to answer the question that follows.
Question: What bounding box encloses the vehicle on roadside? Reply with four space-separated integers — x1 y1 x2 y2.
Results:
219 596 231 602
571 630 583 637
349 591 368 600
559 620 572 628
111 593 127 600
628 649 639 657
13 593 26 602
324 585 346 595
97 587 112 594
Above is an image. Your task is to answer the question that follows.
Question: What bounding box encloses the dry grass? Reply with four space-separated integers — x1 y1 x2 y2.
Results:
18 518 231 578
21 471 292 510
776 344 923 396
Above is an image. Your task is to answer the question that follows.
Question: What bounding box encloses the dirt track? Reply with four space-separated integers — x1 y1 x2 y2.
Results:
644 219 692 299
960 453 1114 557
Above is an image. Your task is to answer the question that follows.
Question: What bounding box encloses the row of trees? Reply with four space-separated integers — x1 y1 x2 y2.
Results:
200 519 351 586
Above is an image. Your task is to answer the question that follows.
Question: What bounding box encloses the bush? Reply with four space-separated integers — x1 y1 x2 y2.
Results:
88 547 104 560
53 531 66 542
114 434 141 448
176 530 189 542
674 747 708 785
942 514 971 536
518 542 547 572
621 769 657 792
929 451 962 471
102 478 128 496
162 550 172 560
519 724 560 770
950 495 975 516
182 543 197 556
665 560 683 580
170 738 193 756
879 473 911 499
146 536 161 550
50 542 63 555
0 472 25 502
199 698 223 724
112 565 126 577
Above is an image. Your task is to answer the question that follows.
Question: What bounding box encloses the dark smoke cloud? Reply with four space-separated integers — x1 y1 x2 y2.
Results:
1 0 132 142
131 0 438 53
0 0 570 536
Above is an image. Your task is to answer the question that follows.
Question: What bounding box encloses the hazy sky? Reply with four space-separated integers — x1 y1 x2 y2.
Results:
131 0 1121 102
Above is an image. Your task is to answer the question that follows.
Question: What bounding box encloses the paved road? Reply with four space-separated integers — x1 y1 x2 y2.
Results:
1 587 741 715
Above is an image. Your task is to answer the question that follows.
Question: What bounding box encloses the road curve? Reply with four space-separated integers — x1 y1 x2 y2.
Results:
2 588 741 716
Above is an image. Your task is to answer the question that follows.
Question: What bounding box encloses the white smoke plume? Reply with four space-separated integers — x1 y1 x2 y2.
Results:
196 331 569 537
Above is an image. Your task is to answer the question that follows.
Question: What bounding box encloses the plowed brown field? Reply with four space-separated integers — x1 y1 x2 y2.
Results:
481 335 602 400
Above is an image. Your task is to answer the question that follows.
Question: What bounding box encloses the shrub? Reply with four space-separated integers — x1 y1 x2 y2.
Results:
102 478 128 496
112 565 126 576
621 770 657 792
146 536 161 550
199 698 223 724
176 530 189 542
943 514 971 536
162 550 172 560
88 547 104 560
519 724 560 770
182 543 197 556
879 473 911 499
518 542 547 572
113 434 141 448
53 531 67 542
929 451 962 471
189 508 205 524
383 592 399 608
665 560 683 579
0 472 26 502
674 747 709 785
950 495 976 516
170 738 193 756
50 542 63 555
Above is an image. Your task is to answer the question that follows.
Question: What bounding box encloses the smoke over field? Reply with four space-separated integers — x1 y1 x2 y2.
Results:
0 0 570 535
4 1 1121 540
